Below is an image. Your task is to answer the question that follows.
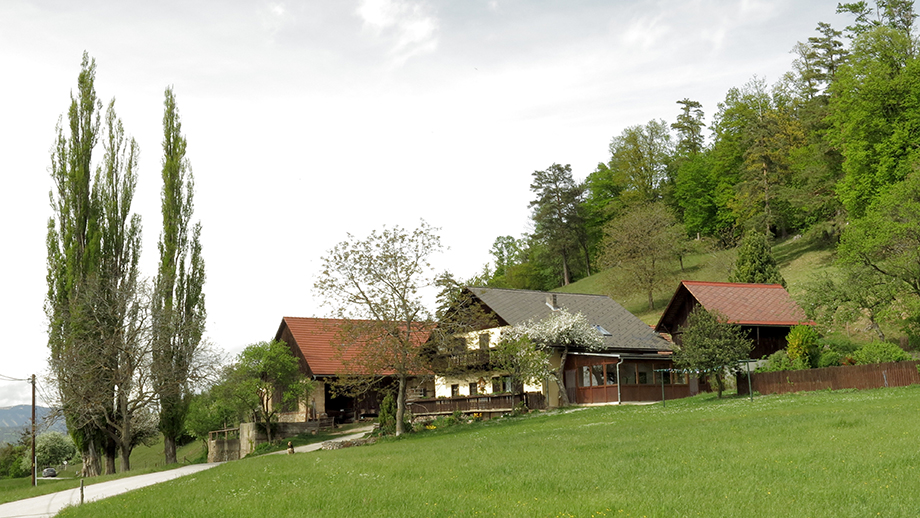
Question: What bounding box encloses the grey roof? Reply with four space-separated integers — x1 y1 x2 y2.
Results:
466 287 671 353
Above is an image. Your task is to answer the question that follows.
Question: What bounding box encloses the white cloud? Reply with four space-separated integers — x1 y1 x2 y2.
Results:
356 0 439 65
621 13 670 50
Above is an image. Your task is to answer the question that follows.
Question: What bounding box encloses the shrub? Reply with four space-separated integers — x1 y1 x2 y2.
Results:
817 350 843 368
852 341 912 365
757 350 794 372
786 325 820 367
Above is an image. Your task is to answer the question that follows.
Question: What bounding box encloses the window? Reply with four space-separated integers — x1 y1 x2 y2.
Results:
469 382 478 395
591 365 604 386
605 365 618 385
450 384 460 397
580 366 592 387
637 363 653 384
478 333 489 349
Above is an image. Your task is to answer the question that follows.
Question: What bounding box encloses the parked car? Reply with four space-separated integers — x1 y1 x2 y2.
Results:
42 467 57 478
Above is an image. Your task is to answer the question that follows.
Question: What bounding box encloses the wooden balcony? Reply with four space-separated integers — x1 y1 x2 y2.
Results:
407 392 546 418
429 349 493 372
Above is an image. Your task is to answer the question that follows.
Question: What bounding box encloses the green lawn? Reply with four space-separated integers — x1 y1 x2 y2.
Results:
0 435 205 505
57 385 920 517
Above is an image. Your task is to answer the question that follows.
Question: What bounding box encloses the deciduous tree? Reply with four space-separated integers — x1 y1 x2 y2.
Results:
674 309 753 398
314 222 441 435
519 309 604 407
600 203 687 310
217 341 311 444
151 86 207 465
46 53 145 476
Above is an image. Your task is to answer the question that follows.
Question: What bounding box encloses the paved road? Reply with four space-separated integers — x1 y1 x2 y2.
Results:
268 425 374 455
0 426 372 518
0 463 219 518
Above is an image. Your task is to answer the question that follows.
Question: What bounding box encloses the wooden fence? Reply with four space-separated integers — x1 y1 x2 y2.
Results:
738 360 920 396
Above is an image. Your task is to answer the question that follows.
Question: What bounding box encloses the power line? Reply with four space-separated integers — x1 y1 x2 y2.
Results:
0 373 31 382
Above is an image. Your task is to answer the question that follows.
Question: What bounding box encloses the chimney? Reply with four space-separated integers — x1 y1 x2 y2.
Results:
545 293 559 311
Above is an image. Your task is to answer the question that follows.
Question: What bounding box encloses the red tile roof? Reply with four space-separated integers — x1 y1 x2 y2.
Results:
275 317 431 377
679 281 811 325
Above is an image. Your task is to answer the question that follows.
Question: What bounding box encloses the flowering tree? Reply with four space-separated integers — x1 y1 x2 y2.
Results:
519 309 604 406
491 328 552 400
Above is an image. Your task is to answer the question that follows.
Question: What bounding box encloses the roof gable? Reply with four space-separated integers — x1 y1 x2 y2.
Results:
466 287 670 353
276 317 432 377
656 281 811 332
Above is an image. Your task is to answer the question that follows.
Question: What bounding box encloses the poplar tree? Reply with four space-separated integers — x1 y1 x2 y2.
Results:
152 87 207 465
46 53 144 476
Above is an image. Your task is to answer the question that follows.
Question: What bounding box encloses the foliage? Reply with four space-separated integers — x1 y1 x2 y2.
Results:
799 266 897 341
519 309 604 406
674 309 753 397
490 328 552 398
0 442 28 479
757 350 795 373
376 392 409 436
600 202 687 310
21 432 77 471
729 233 786 286
314 221 440 436
152 86 208 466
216 340 312 444
851 341 912 364
45 52 148 476
184 390 239 443
786 325 821 368
529 163 590 286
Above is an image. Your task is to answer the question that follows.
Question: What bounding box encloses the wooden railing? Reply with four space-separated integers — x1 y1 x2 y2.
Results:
408 392 546 415
428 350 492 371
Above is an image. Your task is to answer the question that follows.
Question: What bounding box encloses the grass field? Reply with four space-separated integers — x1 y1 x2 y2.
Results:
56 385 920 517
0 435 204 505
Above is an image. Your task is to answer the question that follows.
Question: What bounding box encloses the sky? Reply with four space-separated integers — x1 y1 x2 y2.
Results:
0 0 849 407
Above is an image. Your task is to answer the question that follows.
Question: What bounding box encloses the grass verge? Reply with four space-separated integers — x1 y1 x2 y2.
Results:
57 385 920 517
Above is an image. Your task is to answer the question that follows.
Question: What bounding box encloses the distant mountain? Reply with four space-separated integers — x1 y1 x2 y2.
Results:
0 406 66 445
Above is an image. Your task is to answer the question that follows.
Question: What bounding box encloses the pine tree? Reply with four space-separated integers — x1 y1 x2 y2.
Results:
729 233 786 287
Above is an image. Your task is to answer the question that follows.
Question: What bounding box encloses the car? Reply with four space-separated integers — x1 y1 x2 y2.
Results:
42 468 57 478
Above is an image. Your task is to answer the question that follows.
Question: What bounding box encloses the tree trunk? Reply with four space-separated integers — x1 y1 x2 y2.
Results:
120 443 131 472
553 346 571 407
395 375 407 436
81 435 101 477
164 436 178 465
104 437 117 475
647 290 655 311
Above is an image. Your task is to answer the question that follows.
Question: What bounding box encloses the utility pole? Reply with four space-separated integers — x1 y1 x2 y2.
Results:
31 374 36 487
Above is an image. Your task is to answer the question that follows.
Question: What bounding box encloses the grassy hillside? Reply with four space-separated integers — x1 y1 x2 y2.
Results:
56 385 920 517
557 234 857 334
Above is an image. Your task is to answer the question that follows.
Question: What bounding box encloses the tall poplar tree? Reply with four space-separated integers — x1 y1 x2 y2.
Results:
152 87 206 465
47 53 144 476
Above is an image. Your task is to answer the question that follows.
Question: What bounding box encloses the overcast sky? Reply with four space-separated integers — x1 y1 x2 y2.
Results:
0 0 848 407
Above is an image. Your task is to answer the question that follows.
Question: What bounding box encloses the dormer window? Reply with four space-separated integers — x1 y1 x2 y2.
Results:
595 324 612 336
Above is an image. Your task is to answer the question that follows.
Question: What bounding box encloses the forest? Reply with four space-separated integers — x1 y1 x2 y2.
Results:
475 1 920 345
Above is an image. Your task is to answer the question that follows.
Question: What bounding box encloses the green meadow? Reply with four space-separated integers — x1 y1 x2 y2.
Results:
56 385 920 517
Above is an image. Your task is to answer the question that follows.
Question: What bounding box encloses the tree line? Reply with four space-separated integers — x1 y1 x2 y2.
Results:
476 1 920 327
45 53 208 476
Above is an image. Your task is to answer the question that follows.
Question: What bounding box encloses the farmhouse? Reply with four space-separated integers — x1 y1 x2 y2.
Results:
274 316 434 423
654 281 813 359
425 287 690 408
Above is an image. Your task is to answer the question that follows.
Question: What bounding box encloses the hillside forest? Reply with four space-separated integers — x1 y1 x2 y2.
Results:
474 1 920 346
